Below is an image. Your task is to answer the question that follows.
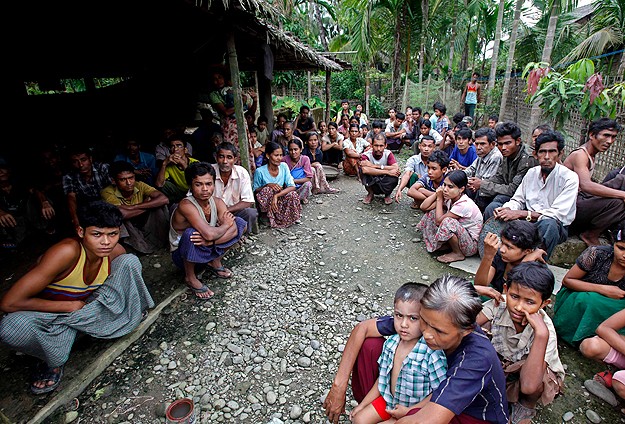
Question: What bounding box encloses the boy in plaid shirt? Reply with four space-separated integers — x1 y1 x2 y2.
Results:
350 283 448 423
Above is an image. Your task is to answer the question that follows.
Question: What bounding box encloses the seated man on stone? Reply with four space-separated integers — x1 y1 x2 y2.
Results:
169 162 247 299
563 118 624 246
155 133 199 204
477 121 536 219
212 142 258 234
113 137 157 185
493 130 578 260
101 161 169 254
394 135 435 207
0 201 154 394
465 127 503 200
62 146 112 230
359 133 400 205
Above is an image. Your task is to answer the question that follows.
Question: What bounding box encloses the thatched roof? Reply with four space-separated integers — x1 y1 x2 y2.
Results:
7 0 345 82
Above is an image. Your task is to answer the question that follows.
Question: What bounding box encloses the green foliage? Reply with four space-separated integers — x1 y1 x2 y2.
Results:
272 95 328 118
273 71 307 92
305 96 326 109
523 59 623 132
368 94 385 119
330 70 365 102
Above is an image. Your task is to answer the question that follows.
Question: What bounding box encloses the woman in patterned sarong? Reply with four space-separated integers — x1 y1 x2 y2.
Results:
253 142 301 228
283 139 313 204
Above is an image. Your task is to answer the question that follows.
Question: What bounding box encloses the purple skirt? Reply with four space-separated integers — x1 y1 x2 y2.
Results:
172 217 247 268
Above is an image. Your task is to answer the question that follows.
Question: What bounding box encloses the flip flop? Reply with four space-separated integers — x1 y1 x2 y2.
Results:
185 282 214 300
207 265 233 279
384 197 393 205
31 364 64 395
594 370 613 389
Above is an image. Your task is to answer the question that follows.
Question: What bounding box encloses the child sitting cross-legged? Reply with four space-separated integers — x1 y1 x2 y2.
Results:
349 283 448 424
477 262 565 424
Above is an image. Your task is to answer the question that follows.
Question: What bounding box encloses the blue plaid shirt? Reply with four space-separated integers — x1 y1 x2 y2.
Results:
62 162 111 202
377 335 448 408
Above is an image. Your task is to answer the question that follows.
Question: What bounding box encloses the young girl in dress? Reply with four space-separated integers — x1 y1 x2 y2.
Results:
417 170 483 263
283 139 313 204
302 132 339 195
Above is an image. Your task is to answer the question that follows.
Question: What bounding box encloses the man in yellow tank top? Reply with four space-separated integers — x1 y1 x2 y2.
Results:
0 201 154 395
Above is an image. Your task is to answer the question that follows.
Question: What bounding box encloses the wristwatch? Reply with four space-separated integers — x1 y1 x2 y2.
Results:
526 211 532 222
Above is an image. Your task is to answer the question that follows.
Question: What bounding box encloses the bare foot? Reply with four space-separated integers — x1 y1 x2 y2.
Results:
437 252 465 263
363 193 374 204
580 231 601 247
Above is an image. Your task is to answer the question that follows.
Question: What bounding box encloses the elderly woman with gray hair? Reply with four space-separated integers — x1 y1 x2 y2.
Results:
324 275 509 424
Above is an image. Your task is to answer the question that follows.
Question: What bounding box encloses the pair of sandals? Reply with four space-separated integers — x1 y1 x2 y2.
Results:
31 364 63 395
187 265 234 300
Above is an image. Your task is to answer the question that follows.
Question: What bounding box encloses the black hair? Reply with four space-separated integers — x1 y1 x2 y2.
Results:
474 127 497 144
288 138 303 150
488 114 499 122
216 141 239 157
257 115 269 125
413 107 422 114
372 120 384 129
472 72 481 78
394 282 429 304
507 262 555 301
433 102 446 115
185 161 216 186
428 150 450 169
454 122 469 131
452 112 465 124
420 135 435 144
264 141 283 157
349 123 360 132
277 113 288 121
423 111 431 117
533 124 552 134
501 220 540 250
349 117 360 124
445 169 468 189
341 99 349 104
420 119 432 129
456 128 473 141
406 105 413 111
300 105 310 113
395 112 406 121
535 130 565 152
78 201 123 229
67 145 92 158
588 118 622 136
327 121 338 129
495 121 522 140
168 133 187 147
360 124 369 130
110 160 135 178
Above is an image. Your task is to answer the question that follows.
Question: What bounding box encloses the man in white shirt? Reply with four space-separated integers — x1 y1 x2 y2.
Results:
212 142 257 234
494 131 579 260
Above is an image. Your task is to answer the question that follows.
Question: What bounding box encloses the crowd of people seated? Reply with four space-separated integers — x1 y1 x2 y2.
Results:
0 87 623 421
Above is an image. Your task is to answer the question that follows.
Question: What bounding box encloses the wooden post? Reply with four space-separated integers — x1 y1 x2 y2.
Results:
325 71 331 123
258 72 274 133
226 33 251 174
307 71 312 100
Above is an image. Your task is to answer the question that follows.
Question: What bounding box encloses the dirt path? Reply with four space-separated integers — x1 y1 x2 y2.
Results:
1 155 622 423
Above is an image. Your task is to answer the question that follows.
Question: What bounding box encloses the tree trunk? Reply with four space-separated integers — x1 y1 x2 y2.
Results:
461 23 470 71
447 0 457 81
419 0 428 85
486 0 505 106
226 33 251 175
529 2 560 134
499 0 523 120
392 12 403 107
365 70 370 117
314 3 329 51
617 51 625 78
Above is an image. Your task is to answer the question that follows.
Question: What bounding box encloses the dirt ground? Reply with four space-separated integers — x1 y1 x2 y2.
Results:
0 150 623 423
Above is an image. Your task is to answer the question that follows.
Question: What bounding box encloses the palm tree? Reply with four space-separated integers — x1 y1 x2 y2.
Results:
559 0 625 75
499 0 524 119
486 0 506 106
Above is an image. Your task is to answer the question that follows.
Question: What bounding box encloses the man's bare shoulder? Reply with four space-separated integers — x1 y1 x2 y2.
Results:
562 148 586 170
38 238 82 267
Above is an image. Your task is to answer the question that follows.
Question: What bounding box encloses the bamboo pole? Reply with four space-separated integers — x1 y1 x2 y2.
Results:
325 71 331 123
226 32 251 174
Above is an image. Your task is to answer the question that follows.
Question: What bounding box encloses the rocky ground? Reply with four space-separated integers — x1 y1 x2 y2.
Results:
1 152 624 424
